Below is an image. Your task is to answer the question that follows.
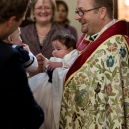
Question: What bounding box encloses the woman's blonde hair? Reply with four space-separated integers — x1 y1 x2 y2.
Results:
28 0 56 22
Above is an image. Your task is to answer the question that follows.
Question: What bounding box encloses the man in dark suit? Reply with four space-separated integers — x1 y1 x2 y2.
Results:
0 0 44 128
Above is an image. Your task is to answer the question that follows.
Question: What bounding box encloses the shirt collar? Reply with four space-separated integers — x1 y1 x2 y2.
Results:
87 19 116 41
96 19 116 38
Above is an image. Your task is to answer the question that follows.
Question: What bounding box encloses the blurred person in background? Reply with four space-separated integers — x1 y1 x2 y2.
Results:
55 0 78 42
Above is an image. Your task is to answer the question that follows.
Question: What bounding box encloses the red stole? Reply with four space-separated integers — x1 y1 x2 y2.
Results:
65 20 128 85
76 33 90 53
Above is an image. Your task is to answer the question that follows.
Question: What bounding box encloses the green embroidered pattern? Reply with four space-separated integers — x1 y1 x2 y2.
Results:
59 35 129 129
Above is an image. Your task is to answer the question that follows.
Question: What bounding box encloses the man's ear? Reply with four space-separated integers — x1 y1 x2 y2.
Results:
7 16 16 27
7 35 13 44
99 7 107 20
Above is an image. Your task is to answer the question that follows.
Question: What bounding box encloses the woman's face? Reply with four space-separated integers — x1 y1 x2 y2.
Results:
56 4 68 23
34 0 53 24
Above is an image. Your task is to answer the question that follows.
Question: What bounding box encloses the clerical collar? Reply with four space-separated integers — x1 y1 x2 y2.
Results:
87 19 116 41
90 33 98 40
88 33 99 41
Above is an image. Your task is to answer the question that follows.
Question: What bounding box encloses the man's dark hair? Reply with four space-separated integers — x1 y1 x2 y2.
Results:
93 0 114 19
0 0 30 23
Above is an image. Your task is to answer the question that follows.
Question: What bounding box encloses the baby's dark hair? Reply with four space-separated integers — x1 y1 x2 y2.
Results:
52 31 76 49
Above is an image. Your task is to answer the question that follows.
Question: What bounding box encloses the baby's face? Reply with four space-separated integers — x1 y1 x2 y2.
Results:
11 27 22 45
52 40 70 58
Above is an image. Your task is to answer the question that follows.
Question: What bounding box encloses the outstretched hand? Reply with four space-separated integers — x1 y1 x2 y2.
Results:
29 53 45 77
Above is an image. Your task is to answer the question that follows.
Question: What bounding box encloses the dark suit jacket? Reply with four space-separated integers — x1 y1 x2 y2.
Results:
0 40 44 129
21 22 67 59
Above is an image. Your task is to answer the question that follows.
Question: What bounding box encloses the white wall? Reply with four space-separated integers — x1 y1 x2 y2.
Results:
63 0 82 39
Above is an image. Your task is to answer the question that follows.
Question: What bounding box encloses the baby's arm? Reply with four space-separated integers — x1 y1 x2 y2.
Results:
21 44 38 72
26 51 38 72
21 43 30 52
47 62 63 71
46 49 79 71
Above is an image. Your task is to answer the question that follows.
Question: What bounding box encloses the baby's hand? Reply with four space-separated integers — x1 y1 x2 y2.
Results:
44 60 50 67
21 43 30 52
47 62 62 71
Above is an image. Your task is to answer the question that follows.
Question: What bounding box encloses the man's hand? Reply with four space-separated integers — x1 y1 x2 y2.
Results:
29 53 45 77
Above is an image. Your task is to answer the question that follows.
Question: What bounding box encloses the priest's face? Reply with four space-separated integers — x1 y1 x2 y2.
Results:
75 0 101 35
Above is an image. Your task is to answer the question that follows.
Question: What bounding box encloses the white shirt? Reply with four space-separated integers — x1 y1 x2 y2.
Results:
12 45 38 72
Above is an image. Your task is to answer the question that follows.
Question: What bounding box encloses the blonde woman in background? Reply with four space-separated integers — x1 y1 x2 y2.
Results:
21 0 67 76
21 0 67 59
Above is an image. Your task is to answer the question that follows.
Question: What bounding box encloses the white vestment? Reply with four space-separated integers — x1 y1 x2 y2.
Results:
28 49 79 129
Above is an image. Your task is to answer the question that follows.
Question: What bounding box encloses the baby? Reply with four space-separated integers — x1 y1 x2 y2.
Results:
4 27 38 73
28 31 79 129
43 31 78 82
